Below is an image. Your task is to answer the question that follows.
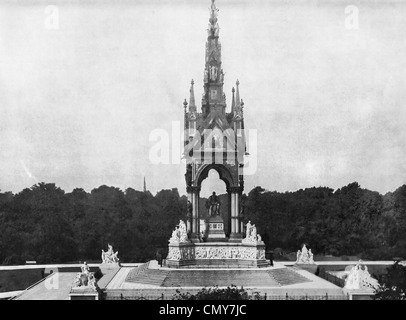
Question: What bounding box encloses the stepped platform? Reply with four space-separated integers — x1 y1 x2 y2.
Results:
104 260 346 300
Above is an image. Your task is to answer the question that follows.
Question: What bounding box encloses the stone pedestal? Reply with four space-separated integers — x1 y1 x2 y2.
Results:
206 215 226 242
166 242 269 268
69 287 100 300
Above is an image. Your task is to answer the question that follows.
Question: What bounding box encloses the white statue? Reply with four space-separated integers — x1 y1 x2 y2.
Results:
73 261 98 289
81 261 90 274
210 66 218 81
245 221 252 238
242 221 263 244
344 260 379 290
295 244 315 264
101 243 120 264
178 220 189 242
169 220 190 244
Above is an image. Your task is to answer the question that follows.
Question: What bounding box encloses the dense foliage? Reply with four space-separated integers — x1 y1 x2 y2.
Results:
0 181 405 264
374 261 406 300
173 285 258 300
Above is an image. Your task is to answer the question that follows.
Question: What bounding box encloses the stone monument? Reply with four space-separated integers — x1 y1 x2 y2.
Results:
69 262 100 300
166 0 269 268
100 243 121 275
101 243 120 264
205 192 227 241
344 260 379 290
294 244 317 274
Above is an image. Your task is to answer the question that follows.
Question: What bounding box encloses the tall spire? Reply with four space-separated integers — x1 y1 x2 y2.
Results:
208 0 220 38
202 0 225 117
143 176 147 193
189 79 196 111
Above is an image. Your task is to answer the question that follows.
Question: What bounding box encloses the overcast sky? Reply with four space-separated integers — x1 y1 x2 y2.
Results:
1 0 405 196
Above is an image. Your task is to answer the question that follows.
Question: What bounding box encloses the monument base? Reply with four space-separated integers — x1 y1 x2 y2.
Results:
166 242 268 268
206 215 226 242
69 287 100 300
229 232 243 242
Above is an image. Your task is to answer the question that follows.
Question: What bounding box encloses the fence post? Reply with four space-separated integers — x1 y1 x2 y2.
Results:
326 293 328 300
264 293 267 300
161 293 164 300
286 292 288 300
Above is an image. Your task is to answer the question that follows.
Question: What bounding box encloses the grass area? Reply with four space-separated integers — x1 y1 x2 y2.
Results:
0 269 44 293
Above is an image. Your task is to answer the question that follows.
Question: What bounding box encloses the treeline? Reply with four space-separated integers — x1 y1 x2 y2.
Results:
0 184 186 264
0 182 405 264
243 182 406 260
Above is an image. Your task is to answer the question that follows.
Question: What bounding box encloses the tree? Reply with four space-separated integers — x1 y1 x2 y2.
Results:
173 285 261 300
374 261 406 300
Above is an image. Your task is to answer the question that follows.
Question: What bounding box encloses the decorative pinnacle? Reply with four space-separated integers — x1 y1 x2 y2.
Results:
208 0 220 37
235 80 241 108
231 87 236 114
183 99 188 109
189 79 196 109
209 0 219 24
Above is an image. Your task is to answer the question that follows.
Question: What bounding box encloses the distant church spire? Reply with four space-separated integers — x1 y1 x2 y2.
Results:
143 176 147 193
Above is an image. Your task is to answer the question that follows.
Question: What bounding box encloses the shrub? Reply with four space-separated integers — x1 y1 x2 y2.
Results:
173 285 260 300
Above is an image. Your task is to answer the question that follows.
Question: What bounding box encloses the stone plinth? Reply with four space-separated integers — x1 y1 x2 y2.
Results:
69 287 100 300
166 242 268 268
206 215 226 242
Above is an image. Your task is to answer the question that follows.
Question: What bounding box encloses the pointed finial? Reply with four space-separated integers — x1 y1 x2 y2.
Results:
236 80 241 108
231 87 236 114
189 79 196 110
241 99 244 108
183 99 188 112
208 0 220 37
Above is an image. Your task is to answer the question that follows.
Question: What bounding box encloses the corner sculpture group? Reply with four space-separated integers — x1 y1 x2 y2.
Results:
73 244 120 289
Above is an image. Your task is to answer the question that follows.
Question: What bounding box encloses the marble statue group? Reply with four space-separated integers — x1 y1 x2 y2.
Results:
73 261 97 289
101 244 120 264
344 260 379 290
169 220 190 244
242 221 262 244
295 244 314 264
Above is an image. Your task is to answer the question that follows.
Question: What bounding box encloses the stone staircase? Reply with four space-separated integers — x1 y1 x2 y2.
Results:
125 262 169 286
267 268 311 286
162 269 280 287
125 263 311 288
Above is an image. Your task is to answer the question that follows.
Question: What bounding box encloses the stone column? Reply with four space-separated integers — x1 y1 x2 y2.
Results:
235 192 239 234
229 186 242 242
187 186 201 242
186 193 192 233
230 192 236 234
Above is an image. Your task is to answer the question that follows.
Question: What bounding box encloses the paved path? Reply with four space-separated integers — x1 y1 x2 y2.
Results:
14 273 76 300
